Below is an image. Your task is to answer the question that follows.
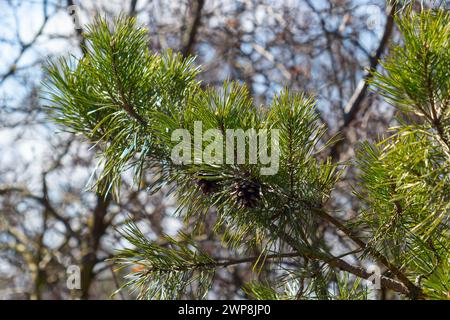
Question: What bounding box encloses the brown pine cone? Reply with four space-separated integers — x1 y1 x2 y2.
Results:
230 179 261 208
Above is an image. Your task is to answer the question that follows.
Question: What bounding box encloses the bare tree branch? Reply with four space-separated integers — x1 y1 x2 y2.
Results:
181 0 205 58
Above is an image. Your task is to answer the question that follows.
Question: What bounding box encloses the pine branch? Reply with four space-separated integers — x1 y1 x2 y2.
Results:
140 252 302 274
270 224 414 297
310 207 423 299
110 38 147 126
45 9 449 300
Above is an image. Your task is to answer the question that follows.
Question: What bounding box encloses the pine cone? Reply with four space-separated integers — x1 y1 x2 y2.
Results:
230 179 261 208
195 174 219 194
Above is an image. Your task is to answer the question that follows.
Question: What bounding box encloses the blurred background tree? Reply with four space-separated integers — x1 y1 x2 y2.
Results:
0 0 446 299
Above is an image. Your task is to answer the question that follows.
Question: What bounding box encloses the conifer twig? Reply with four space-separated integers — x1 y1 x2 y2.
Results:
310 207 423 299
270 224 415 297
110 38 147 126
140 252 302 274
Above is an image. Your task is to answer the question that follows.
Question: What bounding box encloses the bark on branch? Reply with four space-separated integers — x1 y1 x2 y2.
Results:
330 4 396 161
181 0 205 58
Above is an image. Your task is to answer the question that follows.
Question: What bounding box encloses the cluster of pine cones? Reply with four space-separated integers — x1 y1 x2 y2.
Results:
195 174 261 209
